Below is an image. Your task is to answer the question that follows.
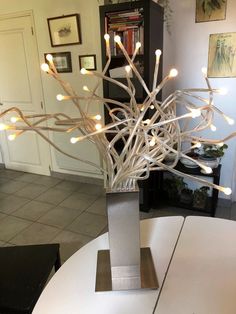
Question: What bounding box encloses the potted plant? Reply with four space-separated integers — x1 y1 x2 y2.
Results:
197 143 228 169
163 176 186 201
193 186 210 209
180 188 193 205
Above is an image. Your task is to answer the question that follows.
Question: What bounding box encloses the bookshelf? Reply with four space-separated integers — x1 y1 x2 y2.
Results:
99 0 164 211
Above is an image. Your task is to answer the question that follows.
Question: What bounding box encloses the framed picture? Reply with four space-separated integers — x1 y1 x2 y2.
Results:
44 52 72 73
207 32 236 78
47 14 82 47
79 55 97 71
196 0 227 23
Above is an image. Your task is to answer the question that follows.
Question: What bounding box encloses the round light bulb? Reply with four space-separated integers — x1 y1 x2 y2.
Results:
8 134 16 141
203 166 212 174
83 86 89 92
169 68 178 77
114 35 121 43
95 114 102 121
224 116 235 125
95 123 102 130
80 68 87 75
149 138 156 147
104 33 110 41
194 142 202 148
218 88 228 95
217 142 224 147
150 105 154 110
70 137 78 144
210 124 217 132
222 187 232 195
155 49 162 56
56 94 64 101
190 108 201 118
0 123 8 131
10 117 19 123
136 42 142 49
46 54 53 62
201 67 207 76
41 63 49 72
125 65 131 73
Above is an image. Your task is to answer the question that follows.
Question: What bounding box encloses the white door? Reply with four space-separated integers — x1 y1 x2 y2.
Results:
0 12 51 175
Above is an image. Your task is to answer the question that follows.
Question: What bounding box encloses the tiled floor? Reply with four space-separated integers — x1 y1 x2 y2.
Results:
0 168 235 263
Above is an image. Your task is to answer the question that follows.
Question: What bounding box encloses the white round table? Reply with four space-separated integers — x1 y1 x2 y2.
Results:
33 216 236 314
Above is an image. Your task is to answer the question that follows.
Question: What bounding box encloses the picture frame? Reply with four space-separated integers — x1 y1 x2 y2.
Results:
44 52 72 73
195 0 227 23
207 32 236 78
79 54 97 71
47 14 82 47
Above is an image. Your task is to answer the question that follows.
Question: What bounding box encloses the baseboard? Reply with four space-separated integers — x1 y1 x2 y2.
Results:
51 170 104 186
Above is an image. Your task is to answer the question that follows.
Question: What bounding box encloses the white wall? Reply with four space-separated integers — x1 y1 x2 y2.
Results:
163 0 236 199
0 0 104 179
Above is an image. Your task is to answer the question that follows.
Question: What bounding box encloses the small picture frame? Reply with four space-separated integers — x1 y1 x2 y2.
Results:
195 0 227 23
44 52 72 73
207 32 236 78
79 54 97 71
47 14 82 47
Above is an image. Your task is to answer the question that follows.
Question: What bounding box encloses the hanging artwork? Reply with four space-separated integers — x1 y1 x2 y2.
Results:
196 0 227 23
208 32 236 77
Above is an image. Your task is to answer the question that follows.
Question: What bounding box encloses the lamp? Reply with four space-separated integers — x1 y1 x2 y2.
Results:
0 35 235 291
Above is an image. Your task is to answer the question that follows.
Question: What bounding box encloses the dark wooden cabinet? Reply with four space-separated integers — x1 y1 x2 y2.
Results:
99 0 164 211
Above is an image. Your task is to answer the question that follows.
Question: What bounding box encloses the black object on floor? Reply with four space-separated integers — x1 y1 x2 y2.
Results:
0 243 61 314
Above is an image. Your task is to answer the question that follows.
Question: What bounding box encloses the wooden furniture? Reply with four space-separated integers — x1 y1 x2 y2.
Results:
99 0 164 212
0 243 61 314
33 216 236 314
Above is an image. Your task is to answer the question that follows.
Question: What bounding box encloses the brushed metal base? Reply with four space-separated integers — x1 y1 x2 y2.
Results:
95 247 158 292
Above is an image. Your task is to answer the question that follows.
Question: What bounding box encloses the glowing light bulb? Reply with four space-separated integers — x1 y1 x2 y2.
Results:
0 123 8 131
169 68 178 78
194 142 202 148
150 105 155 110
190 108 201 118
95 123 102 130
149 138 156 147
114 35 121 43
136 42 141 49
143 119 151 125
222 187 232 195
210 124 217 132
217 142 224 147
224 115 235 125
80 68 88 75
140 107 144 112
70 137 78 144
125 65 131 73
95 114 102 121
41 63 49 72
201 67 207 76
203 166 212 174
8 134 16 141
56 94 64 101
83 86 89 92
104 33 110 41
218 88 228 95
46 54 53 62
10 117 19 123
155 49 162 56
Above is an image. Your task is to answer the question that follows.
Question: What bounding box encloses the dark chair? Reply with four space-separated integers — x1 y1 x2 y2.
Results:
0 243 61 314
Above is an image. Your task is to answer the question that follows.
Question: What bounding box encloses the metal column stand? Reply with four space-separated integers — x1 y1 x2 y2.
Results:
95 189 158 291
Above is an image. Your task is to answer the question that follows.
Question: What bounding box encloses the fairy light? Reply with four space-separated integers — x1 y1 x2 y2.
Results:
125 65 131 73
56 94 64 101
210 124 217 132
217 142 224 147
169 68 178 78
218 88 228 95
0 123 9 131
202 166 213 174
41 63 49 72
114 35 121 43
94 114 102 121
136 42 141 49
80 68 88 75
189 108 201 118
223 115 235 125
95 123 102 130
10 117 20 123
221 187 232 195
83 86 90 92
70 137 78 144
46 54 53 62
155 49 162 57
104 33 110 41
149 137 156 147
150 105 155 110
201 67 207 77
8 134 16 141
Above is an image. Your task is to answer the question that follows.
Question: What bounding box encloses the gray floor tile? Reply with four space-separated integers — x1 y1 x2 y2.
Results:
86 196 107 216
38 206 82 229
15 183 49 200
0 240 6 246
14 172 41 183
0 180 28 194
13 200 54 221
66 212 108 237
60 192 96 210
0 169 24 179
0 177 10 184
51 230 93 262
10 222 60 245
0 216 31 241
77 183 105 196
35 188 72 205
34 175 62 187
0 192 8 199
0 195 30 214
54 180 82 192
0 213 6 220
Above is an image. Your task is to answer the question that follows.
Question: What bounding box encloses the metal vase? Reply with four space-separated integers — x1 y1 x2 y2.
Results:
95 189 158 292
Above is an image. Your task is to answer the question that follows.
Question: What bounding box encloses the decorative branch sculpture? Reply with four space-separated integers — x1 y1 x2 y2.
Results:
0 34 235 195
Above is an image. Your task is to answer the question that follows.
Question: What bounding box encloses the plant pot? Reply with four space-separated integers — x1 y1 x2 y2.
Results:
180 189 193 205
198 156 219 169
95 189 158 292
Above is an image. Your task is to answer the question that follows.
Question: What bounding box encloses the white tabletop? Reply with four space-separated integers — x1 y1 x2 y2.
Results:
33 216 184 314
155 216 236 314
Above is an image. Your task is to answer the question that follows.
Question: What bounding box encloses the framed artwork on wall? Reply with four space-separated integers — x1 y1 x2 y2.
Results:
44 52 72 73
79 55 97 71
47 14 82 47
195 0 227 23
207 32 236 78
